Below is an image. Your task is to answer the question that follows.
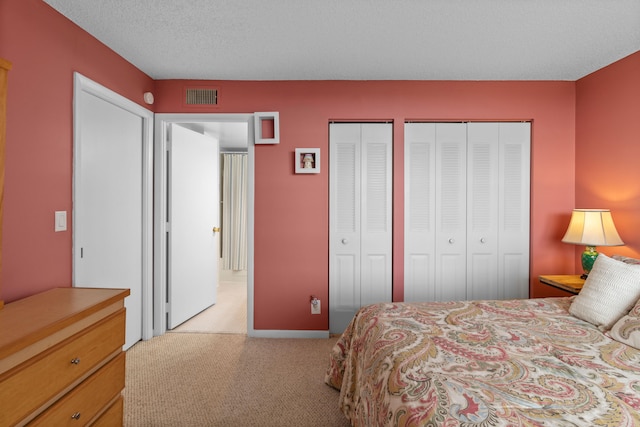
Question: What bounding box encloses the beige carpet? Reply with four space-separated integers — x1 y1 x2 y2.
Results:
171 281 247 334
124 333 350 427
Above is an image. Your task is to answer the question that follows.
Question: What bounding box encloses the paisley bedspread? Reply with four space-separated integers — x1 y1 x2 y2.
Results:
325 298 640 426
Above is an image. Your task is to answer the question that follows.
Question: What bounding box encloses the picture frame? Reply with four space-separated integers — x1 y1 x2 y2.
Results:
295 148 320 174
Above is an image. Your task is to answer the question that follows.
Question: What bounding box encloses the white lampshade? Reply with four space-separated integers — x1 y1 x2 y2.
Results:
561 209 624 246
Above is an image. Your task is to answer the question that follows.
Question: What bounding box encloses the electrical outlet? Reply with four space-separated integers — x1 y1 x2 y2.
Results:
311 299 321 315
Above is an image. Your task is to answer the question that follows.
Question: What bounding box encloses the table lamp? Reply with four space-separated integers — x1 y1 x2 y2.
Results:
561 209 624 278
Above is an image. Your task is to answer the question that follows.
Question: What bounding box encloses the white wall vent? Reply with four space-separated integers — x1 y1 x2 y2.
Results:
185 88 217 105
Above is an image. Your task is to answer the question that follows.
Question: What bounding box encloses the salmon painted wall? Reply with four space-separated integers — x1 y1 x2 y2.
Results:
155 79 577 329
1 0 582 330
0 0 154 302
575 51 640 264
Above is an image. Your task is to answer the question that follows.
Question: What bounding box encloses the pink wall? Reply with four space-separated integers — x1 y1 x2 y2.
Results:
155 79 577 329
2 0 608 332
575 51 640 263
0 0 154 302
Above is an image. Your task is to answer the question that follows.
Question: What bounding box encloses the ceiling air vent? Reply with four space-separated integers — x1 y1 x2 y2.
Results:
185 88 217 105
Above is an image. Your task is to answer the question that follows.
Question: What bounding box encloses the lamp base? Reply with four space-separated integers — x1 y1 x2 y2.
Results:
581 246 598 278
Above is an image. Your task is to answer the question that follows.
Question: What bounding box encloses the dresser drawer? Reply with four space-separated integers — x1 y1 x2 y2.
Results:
28 351 125 426
91 396 123 427
0 309 125 426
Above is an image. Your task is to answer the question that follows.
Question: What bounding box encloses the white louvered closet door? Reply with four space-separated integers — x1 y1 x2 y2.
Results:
466 122 531 300
404 123 467 301
496 122 530 299
434 123 468 301
404 123 437 301
467 123 500 300
404 122 530 302
329 123 392 334
467 122 533 300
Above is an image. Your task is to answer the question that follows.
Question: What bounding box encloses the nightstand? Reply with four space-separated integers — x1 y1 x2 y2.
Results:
539 275 585 295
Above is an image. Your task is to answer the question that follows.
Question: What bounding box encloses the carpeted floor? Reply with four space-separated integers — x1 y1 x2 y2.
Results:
124 333 350 427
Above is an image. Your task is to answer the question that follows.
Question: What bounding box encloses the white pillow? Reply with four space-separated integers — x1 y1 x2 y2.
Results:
609 312 640 350
569 254 640 330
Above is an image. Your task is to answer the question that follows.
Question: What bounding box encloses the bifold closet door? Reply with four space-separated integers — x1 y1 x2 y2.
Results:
404 122 530 302
466 122 500 300
404 123 467 301
466 122 530 300
492 122 530 299
329 123 392 333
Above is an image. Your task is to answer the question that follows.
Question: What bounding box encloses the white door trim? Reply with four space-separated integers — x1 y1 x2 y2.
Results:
153 113 256 337
72 73 154 342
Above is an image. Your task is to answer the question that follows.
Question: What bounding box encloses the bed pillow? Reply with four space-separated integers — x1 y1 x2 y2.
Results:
609 299 640 350
612 254 640 265
569 254 640 330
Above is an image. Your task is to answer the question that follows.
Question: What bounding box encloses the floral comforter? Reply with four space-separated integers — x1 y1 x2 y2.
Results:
325 298 640 426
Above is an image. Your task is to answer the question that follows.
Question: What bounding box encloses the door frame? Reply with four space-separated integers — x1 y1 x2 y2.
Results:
153 113 255 336
72 73 154 343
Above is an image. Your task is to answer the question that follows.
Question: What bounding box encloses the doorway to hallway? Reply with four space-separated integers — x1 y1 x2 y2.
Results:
154 114 254 337
172 263 247 334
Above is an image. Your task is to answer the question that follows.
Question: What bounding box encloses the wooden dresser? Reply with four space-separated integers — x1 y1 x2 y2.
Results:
0 287 129 426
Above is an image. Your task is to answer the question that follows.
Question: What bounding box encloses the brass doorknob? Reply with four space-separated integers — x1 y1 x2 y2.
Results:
212 227 220 233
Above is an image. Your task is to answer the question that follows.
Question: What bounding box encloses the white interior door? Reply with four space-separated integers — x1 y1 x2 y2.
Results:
168 124 219 329
74 78 151 350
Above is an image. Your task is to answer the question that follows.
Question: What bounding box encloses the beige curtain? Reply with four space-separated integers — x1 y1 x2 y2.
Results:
222 153 248 271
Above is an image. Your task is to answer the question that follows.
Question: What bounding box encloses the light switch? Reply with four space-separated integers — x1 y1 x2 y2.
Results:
55 211 67 232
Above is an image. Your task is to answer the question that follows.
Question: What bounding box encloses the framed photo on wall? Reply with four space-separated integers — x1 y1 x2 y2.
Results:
295 148 320 174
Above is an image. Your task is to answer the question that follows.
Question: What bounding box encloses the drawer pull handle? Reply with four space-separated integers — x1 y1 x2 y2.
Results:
70 357 81 365
71 412 81 420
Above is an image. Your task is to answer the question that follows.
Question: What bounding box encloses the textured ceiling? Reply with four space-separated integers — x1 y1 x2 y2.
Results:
43 0 640 81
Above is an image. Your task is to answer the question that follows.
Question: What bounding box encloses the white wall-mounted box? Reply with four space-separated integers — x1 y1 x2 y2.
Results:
254 112 280 144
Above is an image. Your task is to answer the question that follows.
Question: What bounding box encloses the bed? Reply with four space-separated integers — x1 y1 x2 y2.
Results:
325 254 640 426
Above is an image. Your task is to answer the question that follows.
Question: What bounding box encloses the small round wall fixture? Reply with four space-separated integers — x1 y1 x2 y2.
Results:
143 92 154 105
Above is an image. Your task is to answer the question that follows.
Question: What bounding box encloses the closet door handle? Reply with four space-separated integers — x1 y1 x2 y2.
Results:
448 238 455 244
341 238 349 244
480 238 486 243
